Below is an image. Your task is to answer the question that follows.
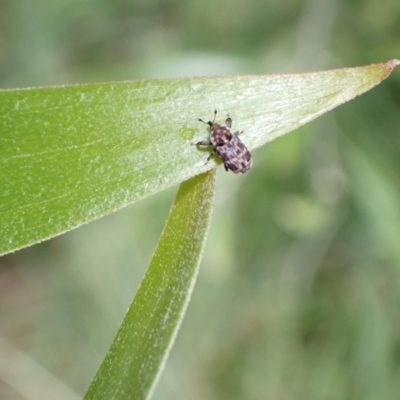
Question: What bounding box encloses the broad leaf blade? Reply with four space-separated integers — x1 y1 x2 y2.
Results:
0 60 398 255
83 169 216 400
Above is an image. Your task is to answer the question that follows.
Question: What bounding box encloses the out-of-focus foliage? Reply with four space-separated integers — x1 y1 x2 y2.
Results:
0 1 400 400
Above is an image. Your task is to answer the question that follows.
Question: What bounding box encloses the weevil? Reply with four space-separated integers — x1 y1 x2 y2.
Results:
194 110 252 174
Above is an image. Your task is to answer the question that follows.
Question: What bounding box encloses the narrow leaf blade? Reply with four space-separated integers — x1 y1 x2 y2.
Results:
83 169 216 400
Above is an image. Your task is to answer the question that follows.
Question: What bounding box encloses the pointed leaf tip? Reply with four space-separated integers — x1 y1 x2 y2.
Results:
383 59 400 77
388 59 400 67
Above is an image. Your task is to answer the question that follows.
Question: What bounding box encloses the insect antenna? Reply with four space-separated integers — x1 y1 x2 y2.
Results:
198 118 213 127
212 109 217 124
198 109 218 127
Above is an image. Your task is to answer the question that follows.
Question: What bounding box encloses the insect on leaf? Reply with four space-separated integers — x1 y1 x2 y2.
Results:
0 60 399 255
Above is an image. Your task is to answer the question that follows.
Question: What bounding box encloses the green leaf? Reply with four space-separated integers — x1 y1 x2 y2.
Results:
82 169 216 400
1 60 399 255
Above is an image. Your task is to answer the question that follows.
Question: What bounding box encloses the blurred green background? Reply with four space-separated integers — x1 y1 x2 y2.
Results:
1 1 400 399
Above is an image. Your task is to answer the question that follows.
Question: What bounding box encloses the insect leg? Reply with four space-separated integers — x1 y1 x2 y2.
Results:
205 148 217 164
193 140 213 146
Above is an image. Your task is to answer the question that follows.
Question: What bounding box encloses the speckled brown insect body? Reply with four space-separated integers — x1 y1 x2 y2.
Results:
195 110 253 174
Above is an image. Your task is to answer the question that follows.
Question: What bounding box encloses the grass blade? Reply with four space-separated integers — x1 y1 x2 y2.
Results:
83 170 216 400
